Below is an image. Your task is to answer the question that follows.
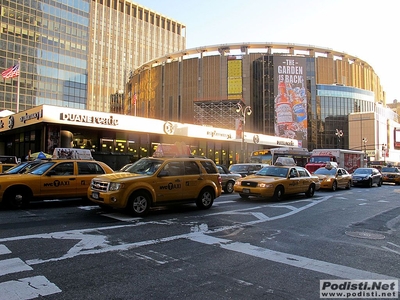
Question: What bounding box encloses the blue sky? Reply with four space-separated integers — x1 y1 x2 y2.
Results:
137 0 398 103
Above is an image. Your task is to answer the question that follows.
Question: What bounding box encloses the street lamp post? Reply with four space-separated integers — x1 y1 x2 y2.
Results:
236 103 252 163
362 138 367 166
382 144 387 165
335 129 343 148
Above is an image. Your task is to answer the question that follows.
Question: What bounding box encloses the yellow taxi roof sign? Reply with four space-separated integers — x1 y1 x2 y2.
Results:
52 148 93 160
153 142 192 158
325 162 338 169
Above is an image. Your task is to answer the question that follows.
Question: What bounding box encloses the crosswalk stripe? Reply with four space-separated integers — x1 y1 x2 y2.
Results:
0 245 11 255
0 258 32 277
0 275 61 300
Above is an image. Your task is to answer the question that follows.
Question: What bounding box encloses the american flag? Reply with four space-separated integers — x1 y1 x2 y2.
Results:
2 63 20 79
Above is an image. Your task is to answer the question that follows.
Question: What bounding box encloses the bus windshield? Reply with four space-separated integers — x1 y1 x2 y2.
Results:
249 150 272 164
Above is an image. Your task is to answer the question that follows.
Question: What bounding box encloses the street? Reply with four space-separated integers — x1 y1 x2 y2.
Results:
1 184 400 300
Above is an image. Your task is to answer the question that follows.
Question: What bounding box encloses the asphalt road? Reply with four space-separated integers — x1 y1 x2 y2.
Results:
1 183 400 300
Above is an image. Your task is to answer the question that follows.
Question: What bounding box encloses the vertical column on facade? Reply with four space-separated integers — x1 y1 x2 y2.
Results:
242 50 251 132
326 52 334 85
220 51 228 129
178 57 183 122
198 50 204 104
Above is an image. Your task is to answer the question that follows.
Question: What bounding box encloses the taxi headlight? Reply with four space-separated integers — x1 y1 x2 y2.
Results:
258 183 274 188
109 182 123 191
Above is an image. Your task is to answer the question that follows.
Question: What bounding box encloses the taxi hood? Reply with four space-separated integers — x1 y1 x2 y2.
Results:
93 172 150 181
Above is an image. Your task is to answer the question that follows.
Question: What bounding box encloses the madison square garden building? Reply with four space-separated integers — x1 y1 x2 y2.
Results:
124 43 400 161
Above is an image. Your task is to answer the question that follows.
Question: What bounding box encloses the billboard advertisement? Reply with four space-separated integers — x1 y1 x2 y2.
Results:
395 128 400 149
273 56 307 143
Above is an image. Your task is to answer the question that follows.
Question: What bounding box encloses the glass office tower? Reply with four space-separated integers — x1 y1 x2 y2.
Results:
0 0 186 112
0 0 90 111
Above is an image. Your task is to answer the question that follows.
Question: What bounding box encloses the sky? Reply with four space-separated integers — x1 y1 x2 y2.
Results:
136 0 398 103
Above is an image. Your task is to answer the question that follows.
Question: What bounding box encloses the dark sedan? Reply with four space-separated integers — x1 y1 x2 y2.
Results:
351 167 382 187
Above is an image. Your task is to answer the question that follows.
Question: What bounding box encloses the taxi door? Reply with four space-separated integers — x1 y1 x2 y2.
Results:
297 168 313 193
336 168 347 188
288 168 302 193
40 162 77 198
181 161 202 199
76 161 104 195
154 161 184 202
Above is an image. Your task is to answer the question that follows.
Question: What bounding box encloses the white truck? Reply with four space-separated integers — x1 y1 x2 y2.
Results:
305 149 365 173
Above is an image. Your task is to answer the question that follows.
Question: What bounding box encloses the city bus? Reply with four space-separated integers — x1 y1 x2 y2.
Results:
249 149 273 164
250 147 311 167
270 147 311 167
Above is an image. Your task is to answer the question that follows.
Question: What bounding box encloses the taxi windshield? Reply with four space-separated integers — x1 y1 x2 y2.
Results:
256 166 289 178
29 162 56 175
314 168 336 175
4 162 30 174
126 159 163 175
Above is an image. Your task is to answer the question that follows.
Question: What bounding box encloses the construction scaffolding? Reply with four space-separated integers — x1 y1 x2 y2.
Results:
193 99 243 130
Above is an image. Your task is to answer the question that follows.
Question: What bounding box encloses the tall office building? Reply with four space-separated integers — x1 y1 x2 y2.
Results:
0 0 185 113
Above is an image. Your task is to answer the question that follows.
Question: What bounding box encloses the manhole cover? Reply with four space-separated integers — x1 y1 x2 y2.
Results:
345 231 385 240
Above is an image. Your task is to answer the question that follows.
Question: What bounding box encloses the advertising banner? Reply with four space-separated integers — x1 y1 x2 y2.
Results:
273 56 307 143
395 128 400 149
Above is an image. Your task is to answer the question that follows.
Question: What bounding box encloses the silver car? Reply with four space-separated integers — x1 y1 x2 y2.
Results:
216 164 242 193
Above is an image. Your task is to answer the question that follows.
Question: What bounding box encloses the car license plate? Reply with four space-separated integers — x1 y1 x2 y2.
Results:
352 180 357 183
242 188 250 193
92 192 99 199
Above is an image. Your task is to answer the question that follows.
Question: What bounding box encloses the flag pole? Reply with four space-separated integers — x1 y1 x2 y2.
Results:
134 83 137 117
16 58 20 113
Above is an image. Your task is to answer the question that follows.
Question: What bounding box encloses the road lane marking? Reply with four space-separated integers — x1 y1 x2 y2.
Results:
0 245 11 255
188 233 398 280
0 276 61 300
0 258 32 276
3 195 395 283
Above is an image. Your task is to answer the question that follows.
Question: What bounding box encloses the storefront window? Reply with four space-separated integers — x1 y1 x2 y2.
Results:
101 138 114 152
115 139 126 152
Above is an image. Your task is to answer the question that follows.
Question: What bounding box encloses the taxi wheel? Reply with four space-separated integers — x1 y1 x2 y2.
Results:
345 181 351 190
331 181 337 191
3 187 31 209
305 184 315 198
225 181 235 194
128 191 150 216
273 186 284 201
196 188 214 209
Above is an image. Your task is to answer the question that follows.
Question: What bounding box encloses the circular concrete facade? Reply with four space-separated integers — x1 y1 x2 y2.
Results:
125 43 385 151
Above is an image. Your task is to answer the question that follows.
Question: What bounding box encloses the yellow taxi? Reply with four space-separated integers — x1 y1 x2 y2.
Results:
312 163 352 191
233 164 320 201
87 155 222 216
0 155 18 173
381 166 400 185
0 158 113 209
0 163 17 173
